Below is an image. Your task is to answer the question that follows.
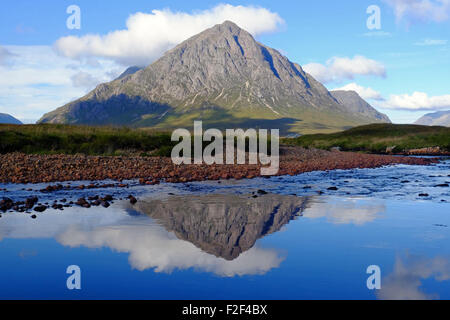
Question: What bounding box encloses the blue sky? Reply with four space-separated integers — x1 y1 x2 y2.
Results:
0 0 449 123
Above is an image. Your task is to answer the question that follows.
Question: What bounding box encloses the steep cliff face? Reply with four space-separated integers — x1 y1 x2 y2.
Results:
39 21 389 133
136 193 310 260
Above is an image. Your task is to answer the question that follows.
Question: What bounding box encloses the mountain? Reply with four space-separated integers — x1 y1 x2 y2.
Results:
136 193 309 260
414 110 450 127
0 113 22 125
330 90 390 123
117 66 143 80
38 21 390 134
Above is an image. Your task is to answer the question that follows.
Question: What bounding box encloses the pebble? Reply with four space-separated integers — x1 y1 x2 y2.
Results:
129 196 137 205
34 205 47 212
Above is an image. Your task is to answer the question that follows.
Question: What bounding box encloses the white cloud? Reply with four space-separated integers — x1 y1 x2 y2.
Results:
0 46 14 65
384 0 450 24
71 71 102 90
303 55 386 84
303 198 385 225
378 254 450 300
0 45 122 122
414 39 448 46
57 224 284 277
0 204 127 241
0 204 283 277
54 4 284 66
380 92 450 110
333 83 385 101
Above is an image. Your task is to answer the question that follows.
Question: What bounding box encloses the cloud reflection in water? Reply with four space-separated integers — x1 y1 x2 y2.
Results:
378 254 450 300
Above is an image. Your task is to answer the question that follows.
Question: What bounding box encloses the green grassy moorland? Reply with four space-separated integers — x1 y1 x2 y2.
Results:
1 123 448 157
0 124 174 156
283 124 450 153
0 124 274 157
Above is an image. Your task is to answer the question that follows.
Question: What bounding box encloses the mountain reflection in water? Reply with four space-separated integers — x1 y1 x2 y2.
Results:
0 193 390 277
0 193 393 278
55 193 310 276
135 194 310 260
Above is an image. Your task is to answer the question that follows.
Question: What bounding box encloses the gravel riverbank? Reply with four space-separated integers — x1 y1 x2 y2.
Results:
0 147 438 184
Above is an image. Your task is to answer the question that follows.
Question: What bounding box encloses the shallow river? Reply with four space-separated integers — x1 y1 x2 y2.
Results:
0 159 449 299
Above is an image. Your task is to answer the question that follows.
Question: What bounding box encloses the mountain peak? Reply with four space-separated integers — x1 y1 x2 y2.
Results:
196 20 247 40
38 22 391 133
219 20 240 29
206 20 242 34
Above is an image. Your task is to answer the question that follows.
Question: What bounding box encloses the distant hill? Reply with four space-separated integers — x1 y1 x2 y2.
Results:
415 110 450 127
38 21 390 134
0 113 22 124
330 90 390 123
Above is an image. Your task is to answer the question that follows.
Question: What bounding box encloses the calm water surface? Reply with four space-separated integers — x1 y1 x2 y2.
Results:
0 159 449 300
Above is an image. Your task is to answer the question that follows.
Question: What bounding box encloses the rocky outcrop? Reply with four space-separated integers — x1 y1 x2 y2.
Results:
406 146 447 155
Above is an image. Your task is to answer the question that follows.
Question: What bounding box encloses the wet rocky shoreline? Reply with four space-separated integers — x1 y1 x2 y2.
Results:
0 193 138 217
0 147 442 217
